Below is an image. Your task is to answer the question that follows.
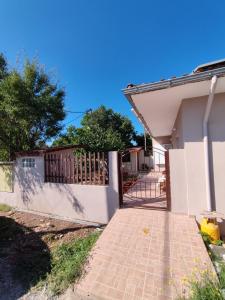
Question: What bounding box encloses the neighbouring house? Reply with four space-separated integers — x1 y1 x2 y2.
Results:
122 145 166 174
123 59 225 226
122 147 153 174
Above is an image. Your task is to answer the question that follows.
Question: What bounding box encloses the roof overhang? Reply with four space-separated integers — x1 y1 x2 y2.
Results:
123 67 225 137
127 147 143 153
15 145 85 157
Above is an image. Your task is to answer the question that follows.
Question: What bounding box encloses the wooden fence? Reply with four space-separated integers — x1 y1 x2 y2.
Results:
44 149 109 185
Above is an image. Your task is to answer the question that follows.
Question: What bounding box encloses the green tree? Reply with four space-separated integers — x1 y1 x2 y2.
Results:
54 106 136 151
0 55 65 160
53 125 78 146
0 53 8 80
134 133 152 148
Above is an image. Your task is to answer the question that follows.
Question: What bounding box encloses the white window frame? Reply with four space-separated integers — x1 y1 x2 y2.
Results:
21 158 36 168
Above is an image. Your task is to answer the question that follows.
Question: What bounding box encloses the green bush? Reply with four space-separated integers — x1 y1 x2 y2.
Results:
178 270 223 300
188 276 222 300
199 231 212 248
0 203 11 212
217 262 225 290
215 240 224 246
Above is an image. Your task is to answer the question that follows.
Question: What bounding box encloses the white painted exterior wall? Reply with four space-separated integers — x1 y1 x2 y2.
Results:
0 152 119 224
123 150 153 173
123 151 138 174
138 150 153 170
170 93 225 220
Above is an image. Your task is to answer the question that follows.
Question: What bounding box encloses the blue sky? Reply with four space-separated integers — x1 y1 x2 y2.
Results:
1 0 225 134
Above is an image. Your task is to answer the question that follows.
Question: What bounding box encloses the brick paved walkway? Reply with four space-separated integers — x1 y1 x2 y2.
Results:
75 209 213 300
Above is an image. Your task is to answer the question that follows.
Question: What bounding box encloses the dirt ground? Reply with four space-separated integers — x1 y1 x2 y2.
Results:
0 210 98 300
0 210 96 247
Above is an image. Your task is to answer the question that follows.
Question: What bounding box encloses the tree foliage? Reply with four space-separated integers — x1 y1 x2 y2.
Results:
0 54 65 160
53 106 136 151
134 133 152 148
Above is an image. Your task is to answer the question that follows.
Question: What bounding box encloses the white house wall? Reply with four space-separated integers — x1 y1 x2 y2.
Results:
138 150 153 170
169 93 225 219
152 138 166 166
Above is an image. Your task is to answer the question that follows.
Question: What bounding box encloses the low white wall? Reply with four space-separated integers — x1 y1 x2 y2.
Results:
0 152 119 224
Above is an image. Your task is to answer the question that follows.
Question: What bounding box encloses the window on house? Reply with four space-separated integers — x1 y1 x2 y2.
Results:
22 158 35 168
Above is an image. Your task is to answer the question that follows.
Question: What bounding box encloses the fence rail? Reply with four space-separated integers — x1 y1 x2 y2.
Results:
44 149 109 185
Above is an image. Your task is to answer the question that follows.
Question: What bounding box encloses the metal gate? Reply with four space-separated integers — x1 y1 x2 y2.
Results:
120 147 169 210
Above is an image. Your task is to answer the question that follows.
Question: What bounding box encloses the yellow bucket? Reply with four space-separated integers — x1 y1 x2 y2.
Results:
200 218 220 243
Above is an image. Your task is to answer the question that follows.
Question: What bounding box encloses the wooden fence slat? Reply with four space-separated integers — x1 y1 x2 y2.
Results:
64 152 67 183
89 152 92 184
67 153 69 183
84 153 87 184
68 151 71 183
71 150 74 183
93 152 96 184
97 152 100 184
102 152 105 185
80 154 83 184
56 153 59 183
50 154 53 183
75 154 79 183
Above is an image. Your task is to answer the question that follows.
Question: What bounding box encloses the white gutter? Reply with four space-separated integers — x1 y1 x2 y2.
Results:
203 75 218 212
123 66 225 95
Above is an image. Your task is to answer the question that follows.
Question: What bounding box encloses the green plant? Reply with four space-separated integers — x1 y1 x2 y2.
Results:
178 270 223 300
188 278 222 300
199 231 212 248
0 203 11 212
215 239 224 246
218 262 225 289
39 231 100 295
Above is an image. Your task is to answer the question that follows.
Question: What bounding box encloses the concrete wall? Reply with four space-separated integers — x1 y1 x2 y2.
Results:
0 152 119 224
169 93 225 217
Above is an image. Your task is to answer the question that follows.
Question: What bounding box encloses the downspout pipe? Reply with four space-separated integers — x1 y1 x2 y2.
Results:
203 75 218 212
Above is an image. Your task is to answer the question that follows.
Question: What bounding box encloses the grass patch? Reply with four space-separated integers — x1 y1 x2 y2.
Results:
40 230 100 296
0 203 11 212
177 233 225 299
177 270 224 300
193 274 221 300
